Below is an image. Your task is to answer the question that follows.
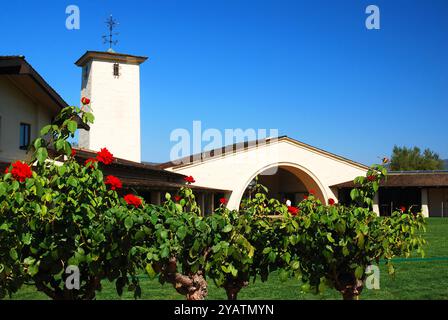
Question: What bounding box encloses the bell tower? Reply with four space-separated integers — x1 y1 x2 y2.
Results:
75 50 147 162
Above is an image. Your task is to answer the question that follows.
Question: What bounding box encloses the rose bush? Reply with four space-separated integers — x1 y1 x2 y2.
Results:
0 104 152 299
288 165 426 300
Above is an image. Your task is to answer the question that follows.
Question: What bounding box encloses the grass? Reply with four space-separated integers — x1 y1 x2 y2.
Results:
8 218 448 300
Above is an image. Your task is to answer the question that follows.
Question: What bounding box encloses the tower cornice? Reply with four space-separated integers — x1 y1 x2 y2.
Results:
75 51 148 67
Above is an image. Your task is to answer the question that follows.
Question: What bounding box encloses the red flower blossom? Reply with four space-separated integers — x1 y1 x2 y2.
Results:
10 161 33 182
287 206 299 216
328 198 335 206
81 97 91 105
400 206 406 213
124 194 142 208
184 176 195 184
96 148 113 165
85 158 98 168
303 195 308 200
219 197 228 205
174 195 182 202
105 175 122 190
71 149 77 157
367 175 376 182
4 167 9 174
309 189 316 195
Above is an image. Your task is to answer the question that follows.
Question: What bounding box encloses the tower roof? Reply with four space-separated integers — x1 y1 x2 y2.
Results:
75 51 148 66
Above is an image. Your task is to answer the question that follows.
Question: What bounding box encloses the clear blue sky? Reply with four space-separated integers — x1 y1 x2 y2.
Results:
1 0 447 165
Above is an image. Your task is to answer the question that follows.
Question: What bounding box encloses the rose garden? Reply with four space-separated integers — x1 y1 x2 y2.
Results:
0 100 431 300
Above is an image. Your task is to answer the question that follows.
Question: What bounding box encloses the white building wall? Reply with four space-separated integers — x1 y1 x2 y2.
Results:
0 77 53 163
168 139 368 210
78 59 141 162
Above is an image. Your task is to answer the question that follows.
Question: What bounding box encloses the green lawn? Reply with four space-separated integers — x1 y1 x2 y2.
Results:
9 218 448 300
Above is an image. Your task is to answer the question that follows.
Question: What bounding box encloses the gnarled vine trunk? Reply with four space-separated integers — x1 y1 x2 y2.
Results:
223 279 249 300
334 272 364 300
162 257 208 300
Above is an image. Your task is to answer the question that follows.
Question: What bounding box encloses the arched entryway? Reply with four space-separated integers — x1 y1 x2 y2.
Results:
233 162 328 208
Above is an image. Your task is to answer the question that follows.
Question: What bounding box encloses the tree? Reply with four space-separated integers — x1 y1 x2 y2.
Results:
389 145 444 171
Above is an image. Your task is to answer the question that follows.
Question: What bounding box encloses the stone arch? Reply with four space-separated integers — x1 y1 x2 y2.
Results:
228 161 328 209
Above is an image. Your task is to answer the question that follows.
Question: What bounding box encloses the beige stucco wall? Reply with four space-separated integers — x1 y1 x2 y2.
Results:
0 77 53 163
428 188 448 217
167 139 368 209
78 59 141 162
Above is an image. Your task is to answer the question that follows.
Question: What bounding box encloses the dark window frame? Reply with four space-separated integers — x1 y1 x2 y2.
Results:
19 123 31 150
113 63 120 77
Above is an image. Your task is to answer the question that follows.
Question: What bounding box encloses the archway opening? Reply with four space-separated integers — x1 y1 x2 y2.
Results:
242 165 326 206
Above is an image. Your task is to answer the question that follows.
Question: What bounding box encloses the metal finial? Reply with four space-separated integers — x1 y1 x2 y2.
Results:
102 15 119 51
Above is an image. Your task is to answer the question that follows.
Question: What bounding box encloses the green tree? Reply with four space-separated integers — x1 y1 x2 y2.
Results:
389 145 444 171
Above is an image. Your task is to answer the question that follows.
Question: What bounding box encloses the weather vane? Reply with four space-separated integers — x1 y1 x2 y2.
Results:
102 15 119 51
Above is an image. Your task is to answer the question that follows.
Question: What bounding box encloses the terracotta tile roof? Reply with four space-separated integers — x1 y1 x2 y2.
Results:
332 171 448 188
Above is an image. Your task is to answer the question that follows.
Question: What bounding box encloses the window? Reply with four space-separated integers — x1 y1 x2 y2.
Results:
19 123 30 150
113 63 120 77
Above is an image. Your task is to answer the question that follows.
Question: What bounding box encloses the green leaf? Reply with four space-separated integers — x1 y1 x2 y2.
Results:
355 266 364 279
222 224 233 233
85 112 95 123
67 120 78 133
145 264 157 279
22 233 32 245
9 248 18 260
40 125 52 136
55 139 65 151
160 246 170 258
350 188 360 201
67 176 78 188
124 217 133 230
177 226 187 240
36 147 48 164
0 182 7 197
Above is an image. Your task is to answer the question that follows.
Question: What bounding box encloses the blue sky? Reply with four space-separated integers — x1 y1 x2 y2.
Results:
1 0 447 164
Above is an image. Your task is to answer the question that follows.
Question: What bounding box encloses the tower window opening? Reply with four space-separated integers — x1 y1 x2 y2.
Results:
113 63 120 77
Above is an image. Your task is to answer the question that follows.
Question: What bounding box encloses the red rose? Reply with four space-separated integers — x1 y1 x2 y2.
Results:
219 197 228 205
367 175 376 182
81 97 90 105
303 195 308 200
287 206 299 216
124 194 142 208
309 189 316 195
174 195 182 202
10 161 33 182
400 206 406 213
105 175 122 190
85 158 98 168
71 149 77 157
328 198 335 206
184 176 195 184
4 167 9 174
96 148 113 165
